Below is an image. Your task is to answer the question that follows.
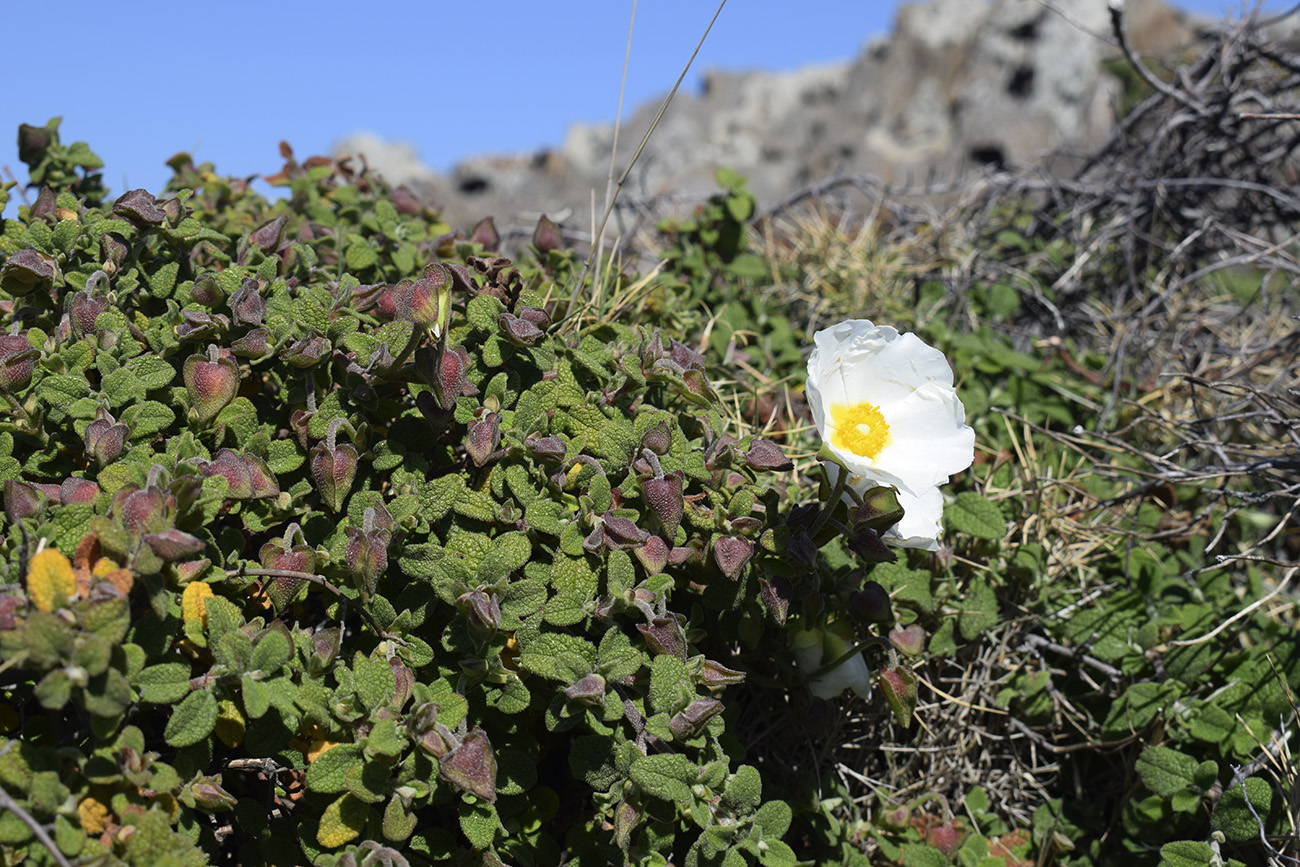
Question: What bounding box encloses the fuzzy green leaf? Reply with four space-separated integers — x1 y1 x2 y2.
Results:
629 753 695 804
1212 777 1276 841
135 662 192 704
306 744 364 794
125 355 177 391
459 800 500 849
1158 841 1217 867
958 577 998 640
518 633 596 682
478 531 531 583
1136 746 1199 797
945 492 1005 540
252 630 292 674
164 688 219 747
649 654 693 716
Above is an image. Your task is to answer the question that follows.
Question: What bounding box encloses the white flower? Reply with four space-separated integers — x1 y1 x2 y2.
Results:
792 623 873 701
806 319 975 550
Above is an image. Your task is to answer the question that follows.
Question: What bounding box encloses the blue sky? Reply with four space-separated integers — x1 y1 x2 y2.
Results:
0 0 1280 216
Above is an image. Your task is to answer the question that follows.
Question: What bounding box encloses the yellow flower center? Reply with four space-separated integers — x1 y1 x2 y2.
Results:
831 401 891 460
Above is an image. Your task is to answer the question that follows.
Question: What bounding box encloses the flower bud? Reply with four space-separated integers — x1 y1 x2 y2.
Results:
310 627 341 673
112 189 166 227
115 486 165 535
700 658 746 690
311 441 358 513
0 334 38 391
633 535 669 575
668 698 723 740
743 438 793 471
637 616 687 660
183 346 239 424
438 728 497 803
758 576 792 625
888 624 925 657
848 580 894 625
4 479 48 522
144 528 206 561
416 343 473 411
202 450 253 499
1 248 58 296
229 277 265 326
523 433 566 462
847 525 896 564
99 232 129 272
563 673 606 707
389 657 413 710
879 663 918 728
59 477 100 505
856 486 904 533
712 535 753 581
641 472 684 540
465 412 500 467
345 521 390 596
457 588 502 639
640 421 672 456
469 217 500 250
499 312 543 346
531 215 563 254
278 332 330 368
187 775 237 812
230 326 272 358
189 273 223 307
248 215 287 253
84 409 130 465
393 262 452 334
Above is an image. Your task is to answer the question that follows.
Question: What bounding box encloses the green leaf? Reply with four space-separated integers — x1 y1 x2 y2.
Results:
119 400 175 438
241 674 270 719
648 654 693 716
630 753 695 804
125 355 177 390
1158 841 1216 867
722 765 762 814
546 555 597 626
1212 777 1276 842
345 240 378 272
459 800 500 849
165 689 218 747
136 662 192 704
958 577 998 640
945 492 1005 540
306 744 364 794
37 373 91 405
252 630 291 674
353 651 396 710
1136 746 1199 798
478 531 531 583
148 262 180 298
519 633 596 682
265 438 305 474
754 800 791 839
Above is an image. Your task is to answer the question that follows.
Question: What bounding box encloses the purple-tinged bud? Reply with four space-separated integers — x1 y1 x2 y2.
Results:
499 312 543 346
668 698 723 740
159 197 184 224
888 625 925 657
457 589 501 639
785 532 818 570
69 290 110 340
680 369 719 405
390 185 424 216
311 441 358 513
183 346 239 424
614 800 639 851
712 535 753 581
393 262 452 331
879 663 918 728
344 522 390 596
278 332 330 368
247 215 287 253
230 326 272 359
242 453 279 499
847 525 896 564
0 594 23 631
112 189 166 227
202 449 253 498
469 217 500 251
176 310 231 341
856 486 904 534
668 539 706 567
849 581 894 625
289 409 313 449
30 187 57 221
669 339 705 370
190 273 223 307
415 344 473 411
229 278 265 326
1 248 58 297
465 412 500 467
601 514 651 549
758 575 792 626
0 334 38 391
438 728 498 803
59 477 100 505
116 487 165 535
634 535 669 575
173 558 211 585
878 804 911 832
641 472 684 540
524 433 566 462
640 422 672 456
743 438 793 471
389 657 413 710
99 232 128 273
350 282 391 316
531 215 563 254
637 616 687 660
144 528 206 561
310 627 341 671
4 479 48 522
563 673 606 707
700 658 746 690
260 526 316 612
187 775 237 812
516 305 549 328
84 409 130 465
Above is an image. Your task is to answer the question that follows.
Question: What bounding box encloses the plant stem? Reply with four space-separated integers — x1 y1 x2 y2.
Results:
0 784 73 867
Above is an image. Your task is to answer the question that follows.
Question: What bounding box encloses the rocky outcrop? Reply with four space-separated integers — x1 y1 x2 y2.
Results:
336 0 1196 231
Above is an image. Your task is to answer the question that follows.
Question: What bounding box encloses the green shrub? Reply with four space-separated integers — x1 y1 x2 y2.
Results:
0 120 920 867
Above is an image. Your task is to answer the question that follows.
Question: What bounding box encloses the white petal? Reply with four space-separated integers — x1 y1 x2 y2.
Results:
882 486 945 550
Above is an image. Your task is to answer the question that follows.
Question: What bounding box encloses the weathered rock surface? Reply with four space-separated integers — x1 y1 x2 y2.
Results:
336 0 1196 231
